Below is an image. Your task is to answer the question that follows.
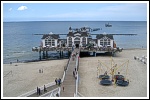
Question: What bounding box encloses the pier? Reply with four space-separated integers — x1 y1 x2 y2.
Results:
60 48 80 97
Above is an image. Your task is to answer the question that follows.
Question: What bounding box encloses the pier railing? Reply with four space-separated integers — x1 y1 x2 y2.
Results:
32 46 122 53
62 51 72 82
40 87 60 97
75 52 80 96
18 82 55 97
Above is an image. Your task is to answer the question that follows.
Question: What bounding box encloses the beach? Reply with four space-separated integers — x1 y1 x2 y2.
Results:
3 49 148 97
3 59 68 97
78 49 147 97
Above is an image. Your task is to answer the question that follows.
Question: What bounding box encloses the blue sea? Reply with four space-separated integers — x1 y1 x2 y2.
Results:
3 21 147 64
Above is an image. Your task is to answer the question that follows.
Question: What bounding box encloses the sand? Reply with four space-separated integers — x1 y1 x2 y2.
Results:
3 59 68 97
3 49 148 97
78 49 148 97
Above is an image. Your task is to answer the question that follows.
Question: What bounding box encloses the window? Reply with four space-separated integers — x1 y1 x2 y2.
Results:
99 38 111 46
68 37 72 47
45 36 55 47
82 37 86 45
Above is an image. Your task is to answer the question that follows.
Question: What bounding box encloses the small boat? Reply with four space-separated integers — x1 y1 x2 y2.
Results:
105 23 112 27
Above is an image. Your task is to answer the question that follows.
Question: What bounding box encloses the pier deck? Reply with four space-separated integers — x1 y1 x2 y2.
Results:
60 48 79 97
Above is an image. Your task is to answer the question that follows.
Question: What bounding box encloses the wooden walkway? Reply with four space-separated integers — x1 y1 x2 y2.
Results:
60 48 79 97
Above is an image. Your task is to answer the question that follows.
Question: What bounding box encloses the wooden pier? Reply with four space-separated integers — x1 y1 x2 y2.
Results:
60 48 80 97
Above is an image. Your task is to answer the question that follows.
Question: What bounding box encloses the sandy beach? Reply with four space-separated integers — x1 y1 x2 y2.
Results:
78 49 148 97
3 59 68 97
3 49 148 97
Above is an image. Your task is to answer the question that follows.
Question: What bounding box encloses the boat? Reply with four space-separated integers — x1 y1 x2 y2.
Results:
105 23 112 27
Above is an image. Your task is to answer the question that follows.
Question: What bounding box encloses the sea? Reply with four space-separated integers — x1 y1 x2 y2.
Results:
3 21 147 64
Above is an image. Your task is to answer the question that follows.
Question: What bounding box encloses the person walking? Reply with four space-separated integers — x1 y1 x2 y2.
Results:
38 88 41 95
55 78 57 85
73 71 75 77
44 85 47 92
63 86 64 92
58 79 60 86
37 87 39 95
59 78 61 84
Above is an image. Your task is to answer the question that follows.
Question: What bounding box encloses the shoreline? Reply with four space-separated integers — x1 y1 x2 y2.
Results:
3 48 147 64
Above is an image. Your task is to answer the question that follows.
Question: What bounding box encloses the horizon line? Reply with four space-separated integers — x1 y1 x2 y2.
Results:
3 20 147 22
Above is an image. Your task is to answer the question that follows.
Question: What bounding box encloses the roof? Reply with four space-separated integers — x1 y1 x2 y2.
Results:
67 31 89 37
81 32 89 37
41 34 60 39
67 32 74 37
96 34 113 40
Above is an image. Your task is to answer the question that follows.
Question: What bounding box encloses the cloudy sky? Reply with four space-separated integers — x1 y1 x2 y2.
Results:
2 1 148 22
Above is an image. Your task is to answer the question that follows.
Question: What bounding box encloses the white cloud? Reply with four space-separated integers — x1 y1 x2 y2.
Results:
17 6 28 11
8 8 12 11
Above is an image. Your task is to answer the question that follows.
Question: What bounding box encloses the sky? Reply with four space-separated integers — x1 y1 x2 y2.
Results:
2 1 149 22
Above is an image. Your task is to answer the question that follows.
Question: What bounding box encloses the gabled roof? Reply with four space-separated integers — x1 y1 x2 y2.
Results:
41 34 60 39
67 32 74 37
96 34 113 40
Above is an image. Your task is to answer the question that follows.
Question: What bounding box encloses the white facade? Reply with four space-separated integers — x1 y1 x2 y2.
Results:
97 36 114 48
67 36 88 47
42 36 58 47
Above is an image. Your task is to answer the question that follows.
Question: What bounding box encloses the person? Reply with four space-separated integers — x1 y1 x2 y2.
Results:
73 71 75 77
37 87 39 95
38 88 41 95
63 86 64 92
44 85 47 92
75 74 77 79
72 54 74 61
75 68 76 71
58 79 60 86
59 78 61 85
55 78 57 85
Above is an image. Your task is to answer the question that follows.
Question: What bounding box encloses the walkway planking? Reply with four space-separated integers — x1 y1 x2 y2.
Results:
60 48 79 97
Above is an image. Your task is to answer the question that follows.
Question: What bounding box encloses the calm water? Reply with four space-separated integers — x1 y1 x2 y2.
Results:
3 21 147 64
